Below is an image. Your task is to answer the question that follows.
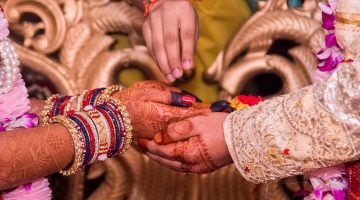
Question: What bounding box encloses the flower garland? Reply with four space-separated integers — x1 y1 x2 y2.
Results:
0 8 52 200
304 1 348 200
313 0 344 84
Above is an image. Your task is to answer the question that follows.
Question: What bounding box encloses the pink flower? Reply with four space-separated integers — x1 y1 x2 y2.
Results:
0 79 30 123
318 2 336 30
305 166 348 200
316 34 344 72
6 113 38 130
2 178 52 200
0 125 5 132
0 11 9 39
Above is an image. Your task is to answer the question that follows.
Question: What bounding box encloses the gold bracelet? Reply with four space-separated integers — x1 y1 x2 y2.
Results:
47 115 85 176
101 85 125 100
106 98 133 154
41 94 60 125
99 85 132 154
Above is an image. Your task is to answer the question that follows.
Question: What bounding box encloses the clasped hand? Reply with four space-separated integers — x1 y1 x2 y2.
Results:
115 81 232 173
139 113 233 173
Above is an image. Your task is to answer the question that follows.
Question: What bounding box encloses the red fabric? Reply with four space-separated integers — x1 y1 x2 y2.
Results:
346 161 360 200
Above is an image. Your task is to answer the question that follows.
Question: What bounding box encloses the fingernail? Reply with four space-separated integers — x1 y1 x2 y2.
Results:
181 95 196 106
138 138 149 150
154 133 163 144
173 68 183 78
183 59 193 70
182 90 202 102
171 92 195 107
166 74 176 83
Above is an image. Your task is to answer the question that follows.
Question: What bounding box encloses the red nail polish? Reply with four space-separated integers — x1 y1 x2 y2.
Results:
138 138 149 150
181 95 196 106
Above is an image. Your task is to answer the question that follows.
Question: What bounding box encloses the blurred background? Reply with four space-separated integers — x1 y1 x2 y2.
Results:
3 0 322 199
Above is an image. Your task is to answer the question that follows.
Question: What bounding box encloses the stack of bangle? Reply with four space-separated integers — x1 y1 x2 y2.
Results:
42 85 132 176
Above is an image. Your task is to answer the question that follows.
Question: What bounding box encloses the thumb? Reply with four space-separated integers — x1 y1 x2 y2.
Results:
156 118 199 144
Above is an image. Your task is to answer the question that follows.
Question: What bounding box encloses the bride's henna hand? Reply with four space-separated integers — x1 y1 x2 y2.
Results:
113 80 201 107
124 100 210 139
138 113 233 173
112 80 208 139
146 136 217 173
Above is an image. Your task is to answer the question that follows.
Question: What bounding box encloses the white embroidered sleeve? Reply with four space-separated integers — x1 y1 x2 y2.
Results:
224 62 360 183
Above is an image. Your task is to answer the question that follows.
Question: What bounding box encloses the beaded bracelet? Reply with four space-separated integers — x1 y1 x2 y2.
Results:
42 94 60 124
74 112 99 165
86 106 111 161
42 85 124 124
41 85 132 176
98 89 132 154
46 115 85 176
46 107 118 175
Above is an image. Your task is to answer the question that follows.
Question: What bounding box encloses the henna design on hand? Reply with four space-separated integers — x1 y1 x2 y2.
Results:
160 120 193 144
124 100 209 139
172 137 217 173
0 124 74 190
130 81 180 92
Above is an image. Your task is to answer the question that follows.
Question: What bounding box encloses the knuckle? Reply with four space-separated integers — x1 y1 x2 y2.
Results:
152 40 163 52
164 33 178 45
182 30 195 40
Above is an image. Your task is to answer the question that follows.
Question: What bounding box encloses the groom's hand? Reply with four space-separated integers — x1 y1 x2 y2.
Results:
112 81 208 139
138 113 233 173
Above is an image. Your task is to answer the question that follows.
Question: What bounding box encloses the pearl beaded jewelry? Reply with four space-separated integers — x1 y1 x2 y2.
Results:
0 10 20 94
0 38 20 94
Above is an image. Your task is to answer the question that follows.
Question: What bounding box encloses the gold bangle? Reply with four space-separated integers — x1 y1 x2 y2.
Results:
106 98 133 154
99 85 132 154
47 115 85 176
101 85 125 100
41 94 60 125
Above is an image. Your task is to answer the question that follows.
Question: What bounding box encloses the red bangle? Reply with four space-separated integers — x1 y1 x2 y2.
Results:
143 0 159 16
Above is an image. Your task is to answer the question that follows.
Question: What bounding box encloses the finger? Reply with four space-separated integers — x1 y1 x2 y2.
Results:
146 152 193 172
160 104 210 122
179 6 196 70
150 12 174 82
146 137 198 164
162 6 183 79
161 119 199 144
125 88 197 107
131 80 181 93
141 89 198 107
144 139 177 160
142 20 154 58
195 14 199 46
